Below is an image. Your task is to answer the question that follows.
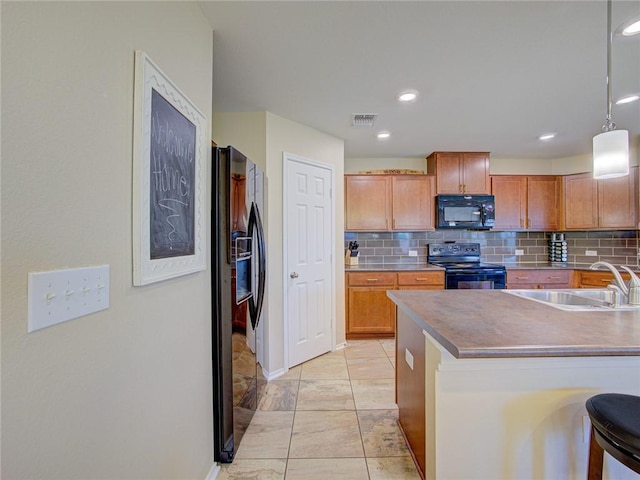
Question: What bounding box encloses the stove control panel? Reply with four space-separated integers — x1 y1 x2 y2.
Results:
428 242 481 258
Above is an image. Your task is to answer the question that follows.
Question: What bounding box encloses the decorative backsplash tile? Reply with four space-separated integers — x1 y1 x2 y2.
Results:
344 230 639 267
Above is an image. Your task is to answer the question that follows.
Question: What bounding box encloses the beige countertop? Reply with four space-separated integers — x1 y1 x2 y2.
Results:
504 262 640 272
387 289 640 359
345 263 444 272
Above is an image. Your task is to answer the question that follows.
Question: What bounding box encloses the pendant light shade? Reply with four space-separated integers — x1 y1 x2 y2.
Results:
592 0 629 179
593 129 630 179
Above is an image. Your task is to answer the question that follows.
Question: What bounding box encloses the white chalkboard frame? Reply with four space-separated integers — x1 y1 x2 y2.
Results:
132 51 207 285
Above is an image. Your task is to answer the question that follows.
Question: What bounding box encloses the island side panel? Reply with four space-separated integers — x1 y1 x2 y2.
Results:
396 308 426 479
425 331 640 480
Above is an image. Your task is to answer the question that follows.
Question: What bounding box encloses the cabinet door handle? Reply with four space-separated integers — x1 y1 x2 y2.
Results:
516 276 529 280
366 278 379 282
547 276 562 280
527 218 531 228
415 278 430 281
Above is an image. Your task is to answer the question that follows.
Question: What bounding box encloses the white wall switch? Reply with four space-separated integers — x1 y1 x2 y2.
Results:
28 265 110 333
405 348 414 370
585 250 598 257
408 250 418 257
515 249 524 256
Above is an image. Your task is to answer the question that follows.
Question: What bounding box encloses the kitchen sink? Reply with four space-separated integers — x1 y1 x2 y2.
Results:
502 289 640 311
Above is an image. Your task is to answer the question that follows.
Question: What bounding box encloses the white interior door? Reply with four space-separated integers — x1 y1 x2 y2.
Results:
284 153 334 368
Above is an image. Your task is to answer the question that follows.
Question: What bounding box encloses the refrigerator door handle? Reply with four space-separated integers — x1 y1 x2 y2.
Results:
248 202 266 330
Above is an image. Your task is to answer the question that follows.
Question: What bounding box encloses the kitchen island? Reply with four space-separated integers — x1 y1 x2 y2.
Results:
387 289 640 480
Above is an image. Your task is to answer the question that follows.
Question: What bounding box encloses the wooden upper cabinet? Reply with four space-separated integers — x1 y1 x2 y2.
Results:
391 175 434 230
426 152 490 194
491 175 560 230
527 176 561 230
344 175 391 231
564 173 598 229
564 167 637 230
598 170 637 228
345 174 434 231
491 176 526 230
462 153 491 194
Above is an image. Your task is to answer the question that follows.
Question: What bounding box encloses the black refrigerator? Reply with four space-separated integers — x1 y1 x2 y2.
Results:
212 146 266 463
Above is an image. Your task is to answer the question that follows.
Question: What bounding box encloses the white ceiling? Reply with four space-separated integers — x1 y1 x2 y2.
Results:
200 1 640 160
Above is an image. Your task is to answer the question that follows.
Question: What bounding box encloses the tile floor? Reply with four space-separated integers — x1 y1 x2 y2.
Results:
217 339 421 480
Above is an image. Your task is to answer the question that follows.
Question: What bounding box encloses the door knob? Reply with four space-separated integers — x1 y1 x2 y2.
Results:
290 272 299 278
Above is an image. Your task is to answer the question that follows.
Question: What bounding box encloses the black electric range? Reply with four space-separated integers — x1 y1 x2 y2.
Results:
427 242 506 289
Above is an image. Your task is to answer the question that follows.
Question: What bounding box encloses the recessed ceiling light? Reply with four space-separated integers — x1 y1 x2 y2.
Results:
539 133 556 141
397 90 418 103
377 131 391 139
616 94 640 105
616 16 640 36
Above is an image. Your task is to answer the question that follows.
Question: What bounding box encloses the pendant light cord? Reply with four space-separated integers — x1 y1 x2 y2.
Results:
604 0 616 132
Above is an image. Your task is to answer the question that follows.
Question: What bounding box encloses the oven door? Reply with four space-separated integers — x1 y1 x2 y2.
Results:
446 271 506 290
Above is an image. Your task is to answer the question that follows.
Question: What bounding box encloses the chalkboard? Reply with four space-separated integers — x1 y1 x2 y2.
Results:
149 88 196 259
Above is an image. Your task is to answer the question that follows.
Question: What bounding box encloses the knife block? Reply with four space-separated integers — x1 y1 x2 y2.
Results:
345 250 359 265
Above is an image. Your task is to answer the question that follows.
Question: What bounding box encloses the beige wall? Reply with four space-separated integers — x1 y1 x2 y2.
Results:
348 138 640 176
212 111 268 170
1 2 214 479
213 112 345 374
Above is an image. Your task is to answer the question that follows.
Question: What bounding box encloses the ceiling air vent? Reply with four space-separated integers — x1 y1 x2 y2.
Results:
352 113 378 127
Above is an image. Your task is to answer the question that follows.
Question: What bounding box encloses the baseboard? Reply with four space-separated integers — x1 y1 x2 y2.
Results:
205 463 221 480
334 341 348 351
263 366 285 381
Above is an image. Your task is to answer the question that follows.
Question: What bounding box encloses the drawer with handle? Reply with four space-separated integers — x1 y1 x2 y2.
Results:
347 272 397 286
507 269 573 289
577 271 631 288
397 271 444 286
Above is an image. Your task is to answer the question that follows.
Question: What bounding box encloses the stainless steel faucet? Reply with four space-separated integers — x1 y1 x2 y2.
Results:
589 262 640 305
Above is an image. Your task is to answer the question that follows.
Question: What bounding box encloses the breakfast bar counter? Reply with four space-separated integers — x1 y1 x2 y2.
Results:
387 290 640 480
387 290 640 358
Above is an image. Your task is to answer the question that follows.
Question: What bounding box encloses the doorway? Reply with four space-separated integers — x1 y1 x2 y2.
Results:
283 152 335 368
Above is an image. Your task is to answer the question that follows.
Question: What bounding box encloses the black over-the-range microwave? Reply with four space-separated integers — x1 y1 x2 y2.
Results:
435 194 495 230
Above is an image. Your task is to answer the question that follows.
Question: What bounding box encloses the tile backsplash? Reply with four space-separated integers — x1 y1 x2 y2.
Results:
344 230 639 267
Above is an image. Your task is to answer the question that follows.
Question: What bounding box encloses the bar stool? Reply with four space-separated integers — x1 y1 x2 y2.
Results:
585 393 640 479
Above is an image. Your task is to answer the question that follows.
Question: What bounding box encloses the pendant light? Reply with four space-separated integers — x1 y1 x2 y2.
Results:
593 0 629 179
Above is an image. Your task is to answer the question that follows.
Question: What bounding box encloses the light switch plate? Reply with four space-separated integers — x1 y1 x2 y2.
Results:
408 250 418 257
28 265 110 333
405 348 414 370
515 249 524 256
585 250 598 257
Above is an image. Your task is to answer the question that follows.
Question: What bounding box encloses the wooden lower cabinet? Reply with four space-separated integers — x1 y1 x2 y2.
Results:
575 270 631 289
397 271 444 290
507 269 573 289
346 270 444 338
347 286 396 338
